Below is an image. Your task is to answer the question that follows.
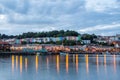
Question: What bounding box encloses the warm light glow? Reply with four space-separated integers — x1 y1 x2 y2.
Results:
36 56 39 73
66 54 69 73
12 55 14 73
56 55 60 73
16 56 18 70
25 58 28 72
113 55 116 73
85 54 89 74
76 54 79 73
20 56 23 74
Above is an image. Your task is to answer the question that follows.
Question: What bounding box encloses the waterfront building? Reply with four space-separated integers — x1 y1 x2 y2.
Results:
112 41 120 48
0 41 11 51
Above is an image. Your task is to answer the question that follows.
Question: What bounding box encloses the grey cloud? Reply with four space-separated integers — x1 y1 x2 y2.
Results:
0 0 120 35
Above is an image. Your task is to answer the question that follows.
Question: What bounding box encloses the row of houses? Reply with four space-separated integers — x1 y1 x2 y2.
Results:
94 34 120 47
1 34 120 47
2 36 82 45
95 35 120 43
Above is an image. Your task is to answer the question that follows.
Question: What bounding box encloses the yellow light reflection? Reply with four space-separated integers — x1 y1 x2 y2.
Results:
85 54 89 74
25 58 28 72
56 55 60 73
113 55 116 73
36 56 38 73
76 54 78 73
16 56 18 70
96 55 99 73
66 54 69 73
20 56 23 74
104 54 107 73
12 55 14 73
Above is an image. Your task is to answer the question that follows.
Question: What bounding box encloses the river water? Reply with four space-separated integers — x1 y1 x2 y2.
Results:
0 54 120 80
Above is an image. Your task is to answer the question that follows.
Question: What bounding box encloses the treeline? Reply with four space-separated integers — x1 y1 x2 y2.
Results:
0 30 79 39
0 30 97 40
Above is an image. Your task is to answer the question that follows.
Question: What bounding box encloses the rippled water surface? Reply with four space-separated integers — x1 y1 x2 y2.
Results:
0 54 120 80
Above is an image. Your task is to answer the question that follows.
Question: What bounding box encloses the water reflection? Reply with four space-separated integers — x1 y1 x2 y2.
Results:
76 54 78 73
20 56 23 74
56 55 60 74
96 55 99 73
25 58 28 72
66 54 69 73
73 54 75 63
12 55 14 73
36 56 38 73
85 54 89 74
46 57 49 70
113 55 116 73
104 54 107 73
16 56 18 70
8 54 120 80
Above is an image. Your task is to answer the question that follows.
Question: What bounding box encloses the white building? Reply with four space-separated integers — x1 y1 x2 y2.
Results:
82 40 91 44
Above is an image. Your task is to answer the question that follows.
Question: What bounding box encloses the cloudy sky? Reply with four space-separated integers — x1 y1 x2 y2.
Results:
0 0 120 35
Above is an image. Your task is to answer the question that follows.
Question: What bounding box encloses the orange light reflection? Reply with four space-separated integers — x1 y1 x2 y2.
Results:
56 55 60 73
113 55 116 73
85 54 89 74
36 56 38 73
76 54 78 73
20 56 22 74
12 55 14 73
66 54 69 73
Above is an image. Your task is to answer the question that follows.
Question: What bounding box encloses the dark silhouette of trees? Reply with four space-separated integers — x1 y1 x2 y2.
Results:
0 30 80 39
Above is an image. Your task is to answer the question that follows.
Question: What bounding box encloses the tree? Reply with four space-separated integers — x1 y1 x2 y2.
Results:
0 30 80 39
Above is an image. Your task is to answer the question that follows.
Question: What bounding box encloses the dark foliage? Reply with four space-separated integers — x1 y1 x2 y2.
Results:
0 30 80 39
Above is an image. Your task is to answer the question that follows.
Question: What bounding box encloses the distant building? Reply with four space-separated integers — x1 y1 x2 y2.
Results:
109 36 119 41
96 36 109 43
97 39 107 43
66 36 77 41
112 41 120 48
82 40 91 44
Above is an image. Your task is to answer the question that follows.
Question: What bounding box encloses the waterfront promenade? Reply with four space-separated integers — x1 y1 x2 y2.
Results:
0 44 120 55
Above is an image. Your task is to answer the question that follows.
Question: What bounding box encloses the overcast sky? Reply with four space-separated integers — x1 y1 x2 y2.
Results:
0 0 120 35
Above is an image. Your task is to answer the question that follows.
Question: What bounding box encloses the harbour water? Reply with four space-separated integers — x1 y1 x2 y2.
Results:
0 54 120 80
